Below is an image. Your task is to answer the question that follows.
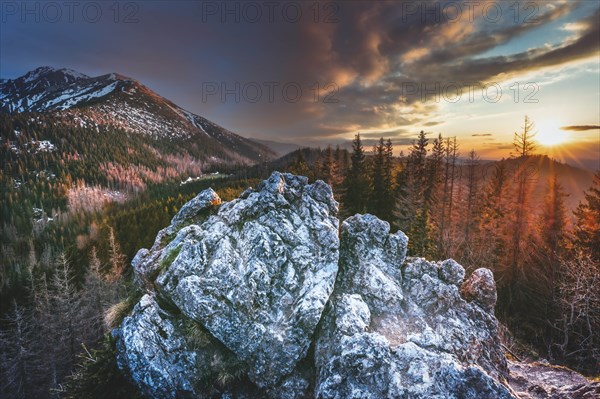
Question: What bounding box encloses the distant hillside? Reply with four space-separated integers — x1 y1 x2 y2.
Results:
477 155 595 214
250 139 301 157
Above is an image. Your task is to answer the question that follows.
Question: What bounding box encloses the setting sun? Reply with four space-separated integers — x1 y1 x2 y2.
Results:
536 121 570 147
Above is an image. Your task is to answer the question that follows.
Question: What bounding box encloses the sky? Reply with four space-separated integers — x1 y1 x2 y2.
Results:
1 0 599 168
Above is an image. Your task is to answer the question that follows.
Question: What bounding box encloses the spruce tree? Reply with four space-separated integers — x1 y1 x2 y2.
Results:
343 134 370 216
0 301 37 398
573 171 600 261
319 146 339 186
368 138 388 220
395 131 433 256
287 150 311 178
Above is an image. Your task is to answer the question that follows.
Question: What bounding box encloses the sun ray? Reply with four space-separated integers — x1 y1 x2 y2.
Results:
536 120 570 147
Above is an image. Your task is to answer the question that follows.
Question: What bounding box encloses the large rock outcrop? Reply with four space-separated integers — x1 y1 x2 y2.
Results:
116 172 340 397
314 215 512 398
113 172 596 398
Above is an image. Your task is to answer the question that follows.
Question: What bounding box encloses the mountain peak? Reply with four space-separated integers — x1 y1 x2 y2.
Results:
1 66 276 164
19 66 89 85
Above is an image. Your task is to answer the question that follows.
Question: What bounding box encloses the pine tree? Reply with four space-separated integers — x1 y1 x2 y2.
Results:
425 134 444 208
287 150 311 178
0 301 36 398
393 156 412 231
319 146 339 186
512 115 537 158
497 117 539 321
462 149 481 258
478 161 511 265
343 134 370 216
539 175 568 271
368 138 394 221
78 247 112 342
395 131 429 230
395 131 434 256
384 139 394 182
573 171 600 261
438 137 459 258
508 117 538 287
533 175 569 350
50 253 79 382
107 227 125 282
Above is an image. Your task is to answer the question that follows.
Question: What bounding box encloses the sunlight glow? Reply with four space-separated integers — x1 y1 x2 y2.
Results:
536 120 570 147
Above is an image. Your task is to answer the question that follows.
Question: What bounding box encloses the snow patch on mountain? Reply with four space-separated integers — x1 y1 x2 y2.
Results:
1 66 276 164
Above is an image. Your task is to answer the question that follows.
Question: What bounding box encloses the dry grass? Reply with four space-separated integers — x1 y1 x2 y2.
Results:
104 292 142 330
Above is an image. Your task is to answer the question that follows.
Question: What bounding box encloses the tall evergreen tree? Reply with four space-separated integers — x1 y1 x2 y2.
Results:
497 117 539 322
462 149 481 254
478 161 511 266
368 138 394 221
438 136 459 258
539 175 568 271
573 171 600 261
319 146 339 187
107 227 125 283
0 301 37 399
394 131 434 256
286 150 311 178
508 117 538 287
512 115 537 158
343 134 370 216
534 175 569 350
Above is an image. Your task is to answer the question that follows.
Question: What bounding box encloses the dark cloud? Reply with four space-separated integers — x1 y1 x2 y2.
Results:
472 133 493 137
1 1 598 142
561 125 600 131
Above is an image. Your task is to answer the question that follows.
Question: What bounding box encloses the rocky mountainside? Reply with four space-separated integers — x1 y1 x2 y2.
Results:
113 173 600 398
1 66 275 164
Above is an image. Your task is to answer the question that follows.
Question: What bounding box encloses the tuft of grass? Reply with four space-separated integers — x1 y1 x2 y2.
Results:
104 290 143 330
209 351 247 389
215 362 246 389
183 319 212 350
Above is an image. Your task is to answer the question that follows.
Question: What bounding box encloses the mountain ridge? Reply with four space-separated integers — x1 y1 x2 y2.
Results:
1 66 276 165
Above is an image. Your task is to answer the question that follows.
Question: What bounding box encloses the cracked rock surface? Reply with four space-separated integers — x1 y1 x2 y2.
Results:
314 214 513 399
116 172 339 397
114 172 597 399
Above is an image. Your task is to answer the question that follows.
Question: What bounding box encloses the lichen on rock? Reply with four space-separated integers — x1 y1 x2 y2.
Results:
115 172 340 397
314 214 512 399
113 172 595 399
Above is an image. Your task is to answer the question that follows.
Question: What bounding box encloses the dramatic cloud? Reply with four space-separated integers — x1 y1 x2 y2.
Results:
1 0 599 144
